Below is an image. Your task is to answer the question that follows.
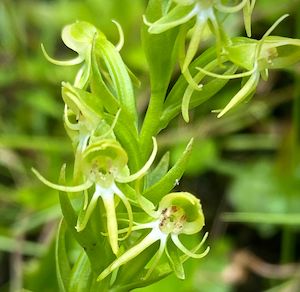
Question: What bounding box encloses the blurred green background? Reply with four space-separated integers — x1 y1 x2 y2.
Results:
1 0 300 291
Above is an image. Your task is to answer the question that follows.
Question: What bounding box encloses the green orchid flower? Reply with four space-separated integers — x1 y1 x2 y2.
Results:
97 192 209 282
61 82 122 178
144 0 252 90
41 20 125 89
32 138 157 255
189 14 300 118
41 21 98 88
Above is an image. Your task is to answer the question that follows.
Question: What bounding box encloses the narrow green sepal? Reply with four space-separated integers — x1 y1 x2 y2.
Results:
145 4 196 34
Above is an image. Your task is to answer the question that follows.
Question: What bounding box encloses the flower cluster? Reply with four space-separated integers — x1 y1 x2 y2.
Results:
33 0 300 289
34 20 209 288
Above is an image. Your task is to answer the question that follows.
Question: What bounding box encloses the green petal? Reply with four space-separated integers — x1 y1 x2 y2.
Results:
217 71 260 118
61 21 98 55
41 44 84 66
171 233 210 258
215 0 248 13
76 190 101 232
181 59 219 122
113 184 133 241
159 192 205 234
112 20 124 51
97 230 160 281
101 189 119 255
182 15 207 72
32 167 93 192
145 4 198 34
116 137 157 183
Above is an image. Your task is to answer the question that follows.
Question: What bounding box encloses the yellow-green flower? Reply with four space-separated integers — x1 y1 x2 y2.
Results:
32 138 157 255
97 192 209 281
195 14 300 118
144 0 253 90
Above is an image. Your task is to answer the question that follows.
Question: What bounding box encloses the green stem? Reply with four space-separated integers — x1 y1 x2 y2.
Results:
140 92 164 161
280 227 294 264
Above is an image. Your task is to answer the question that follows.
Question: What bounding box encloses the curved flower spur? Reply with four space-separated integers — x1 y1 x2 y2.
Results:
97 192 209 282
32 137 157 255
144 0 252 90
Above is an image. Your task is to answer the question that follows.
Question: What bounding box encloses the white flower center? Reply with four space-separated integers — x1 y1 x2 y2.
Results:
158 206 187 234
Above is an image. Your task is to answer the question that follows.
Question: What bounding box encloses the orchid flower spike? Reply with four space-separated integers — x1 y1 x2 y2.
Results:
97 192 209 282
32 137 157 255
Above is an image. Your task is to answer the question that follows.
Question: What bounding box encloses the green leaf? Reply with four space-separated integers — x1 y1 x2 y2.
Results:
160 47 216 128
171 139 217 176
68 251 92 292
165 241 185 279
56 220 71 292
161 64 237 127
